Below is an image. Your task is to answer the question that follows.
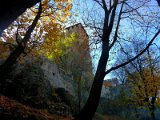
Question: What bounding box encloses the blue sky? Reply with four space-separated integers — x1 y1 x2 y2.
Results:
66 0 160 79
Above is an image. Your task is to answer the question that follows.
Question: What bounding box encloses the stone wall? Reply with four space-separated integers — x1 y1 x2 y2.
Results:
40 58 76 96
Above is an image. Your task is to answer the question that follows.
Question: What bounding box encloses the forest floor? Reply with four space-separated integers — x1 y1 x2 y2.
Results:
0 95 136 120
95 112 133 120
0 95 72 120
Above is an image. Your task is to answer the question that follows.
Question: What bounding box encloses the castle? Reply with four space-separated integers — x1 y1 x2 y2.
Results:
41 23 93 96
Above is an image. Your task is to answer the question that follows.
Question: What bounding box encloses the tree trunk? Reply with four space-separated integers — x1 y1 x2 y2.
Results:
74 41 109 120
150 110 156 120
149 97 156 120
73 0 117 119
0 2 41 85
149 104 156 120
0 45 24 92
0 45 24 70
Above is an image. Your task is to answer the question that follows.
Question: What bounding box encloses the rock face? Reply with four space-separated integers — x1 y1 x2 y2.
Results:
40 58 76 96
2 62 75 115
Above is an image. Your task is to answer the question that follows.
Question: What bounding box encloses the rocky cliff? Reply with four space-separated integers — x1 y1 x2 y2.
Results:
41 58 76 96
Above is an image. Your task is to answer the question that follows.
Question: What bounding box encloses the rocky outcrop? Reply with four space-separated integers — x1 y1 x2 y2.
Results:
0 57 81 117
6 65 52 108
1 63 75 116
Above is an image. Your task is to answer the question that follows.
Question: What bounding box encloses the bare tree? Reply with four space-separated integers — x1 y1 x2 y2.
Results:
116 40 160 120
73 0 160 119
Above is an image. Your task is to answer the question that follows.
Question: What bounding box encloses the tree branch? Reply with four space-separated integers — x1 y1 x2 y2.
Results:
23 2 42 45
93 0 103 8
105 29 160 75
107 0 118 38
109 1 124 50
156 0 160 6
101 0 108 12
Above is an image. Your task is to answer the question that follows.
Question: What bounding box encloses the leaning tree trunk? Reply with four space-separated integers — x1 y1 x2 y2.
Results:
74 40 109 120
0 2 42 87
0 45 24 80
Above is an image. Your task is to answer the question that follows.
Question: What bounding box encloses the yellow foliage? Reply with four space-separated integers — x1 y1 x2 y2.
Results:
0 0 74 64
37 29 78 61
127 68 160 106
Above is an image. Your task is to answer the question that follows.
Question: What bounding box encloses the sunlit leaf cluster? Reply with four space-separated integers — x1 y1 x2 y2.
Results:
38 32 78 60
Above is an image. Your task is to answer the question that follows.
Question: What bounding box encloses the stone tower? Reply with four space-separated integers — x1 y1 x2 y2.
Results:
65 23 93 97
65 23 93 79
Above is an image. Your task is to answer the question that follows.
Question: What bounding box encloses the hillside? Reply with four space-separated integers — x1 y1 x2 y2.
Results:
0 95 72 120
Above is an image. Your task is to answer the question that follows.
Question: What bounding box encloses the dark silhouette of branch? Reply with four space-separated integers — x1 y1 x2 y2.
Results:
102 0 108 12
109 1 124 50
105 29 160 75
0 2 42 83
156 0 160 6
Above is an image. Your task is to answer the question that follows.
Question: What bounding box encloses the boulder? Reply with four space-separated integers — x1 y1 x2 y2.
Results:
5 64 52 108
